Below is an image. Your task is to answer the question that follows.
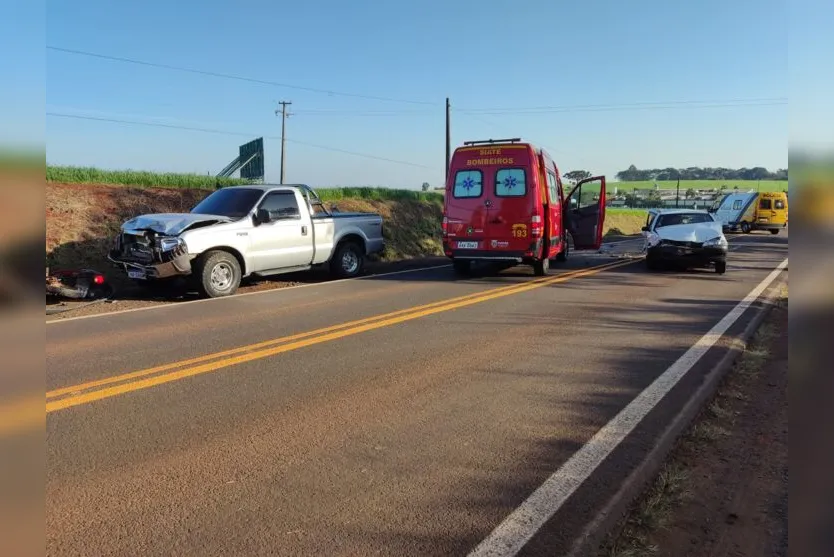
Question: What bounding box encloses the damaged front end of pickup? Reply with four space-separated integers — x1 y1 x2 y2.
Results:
108 229 192 281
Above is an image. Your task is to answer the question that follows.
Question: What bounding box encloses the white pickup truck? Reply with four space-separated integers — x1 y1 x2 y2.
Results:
108 184 385 298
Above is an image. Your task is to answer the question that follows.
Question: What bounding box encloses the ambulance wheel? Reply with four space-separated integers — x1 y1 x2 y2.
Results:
770 229 779 235
533 256 550 276
556 231 571 262
452 259 472 275
740 221 751 234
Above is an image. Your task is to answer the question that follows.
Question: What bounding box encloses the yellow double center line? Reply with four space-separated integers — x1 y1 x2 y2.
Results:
46 259 637 414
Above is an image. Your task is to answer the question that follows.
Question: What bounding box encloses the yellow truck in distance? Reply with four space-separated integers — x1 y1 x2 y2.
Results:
710 190 788 234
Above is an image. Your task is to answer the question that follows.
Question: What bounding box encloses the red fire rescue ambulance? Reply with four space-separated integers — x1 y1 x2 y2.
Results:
442 138 607 275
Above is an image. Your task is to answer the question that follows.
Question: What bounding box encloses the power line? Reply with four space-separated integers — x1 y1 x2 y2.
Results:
455 97 787 115
47 45 440 107
290 108 435 115
46 112 437 170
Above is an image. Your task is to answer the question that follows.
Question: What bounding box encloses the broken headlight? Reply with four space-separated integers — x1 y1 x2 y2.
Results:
703 235 728 249
159 236 185 252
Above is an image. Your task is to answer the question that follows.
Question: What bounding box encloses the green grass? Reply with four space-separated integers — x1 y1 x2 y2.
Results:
610 180 788 193
47 165 249 189
315 186 444 204
46 165 446 203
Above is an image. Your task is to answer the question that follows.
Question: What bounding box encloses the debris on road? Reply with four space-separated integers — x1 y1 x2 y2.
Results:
46 268 115 314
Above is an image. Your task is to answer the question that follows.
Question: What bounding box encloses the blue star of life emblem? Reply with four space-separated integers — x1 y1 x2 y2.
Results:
503 176 518 189
462 177 475 190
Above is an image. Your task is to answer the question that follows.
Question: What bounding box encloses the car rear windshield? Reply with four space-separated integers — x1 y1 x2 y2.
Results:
495 168 526 197
191 187 265 219
453 170 483 198
775 199 785 209
655 212 713 227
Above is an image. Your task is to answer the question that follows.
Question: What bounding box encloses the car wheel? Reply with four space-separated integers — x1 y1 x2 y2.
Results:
330 241 365 279
715 261 727 274
555 231 571 262
194 250 241 298
740 221 751 234
533 256 550 276
645 252 661 271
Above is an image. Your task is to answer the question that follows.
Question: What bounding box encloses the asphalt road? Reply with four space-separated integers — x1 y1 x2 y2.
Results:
45 231 789 556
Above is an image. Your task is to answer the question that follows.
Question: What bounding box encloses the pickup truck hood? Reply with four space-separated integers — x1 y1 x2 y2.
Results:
122 213 232 236
657 222 723 243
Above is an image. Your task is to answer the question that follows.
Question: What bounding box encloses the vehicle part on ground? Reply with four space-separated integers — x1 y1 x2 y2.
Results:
46 268 113 300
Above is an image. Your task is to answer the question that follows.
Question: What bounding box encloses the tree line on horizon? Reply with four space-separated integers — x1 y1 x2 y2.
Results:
613 165 788 182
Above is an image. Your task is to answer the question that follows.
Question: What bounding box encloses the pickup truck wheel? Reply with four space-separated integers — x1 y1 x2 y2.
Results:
331 241 364 279
740 221 751 234
715 261 727 274
769 229 779 235
194 250 241 298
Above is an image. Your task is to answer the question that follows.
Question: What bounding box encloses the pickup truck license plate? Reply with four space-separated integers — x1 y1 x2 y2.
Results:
456 241 478 249
127 269 147 280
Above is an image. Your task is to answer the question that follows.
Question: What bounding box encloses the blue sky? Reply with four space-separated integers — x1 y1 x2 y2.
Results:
39 0 796 187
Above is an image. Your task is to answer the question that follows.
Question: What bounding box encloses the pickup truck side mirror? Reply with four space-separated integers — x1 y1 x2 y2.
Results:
255 208 271 225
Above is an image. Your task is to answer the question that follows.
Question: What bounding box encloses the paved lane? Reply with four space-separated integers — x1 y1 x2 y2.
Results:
46 232 788 556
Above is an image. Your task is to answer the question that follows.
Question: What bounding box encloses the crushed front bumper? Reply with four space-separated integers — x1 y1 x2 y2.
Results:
108 241 192 280
648 242 726 267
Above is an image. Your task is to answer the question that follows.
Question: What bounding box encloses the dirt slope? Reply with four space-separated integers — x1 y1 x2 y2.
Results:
45 182 444 274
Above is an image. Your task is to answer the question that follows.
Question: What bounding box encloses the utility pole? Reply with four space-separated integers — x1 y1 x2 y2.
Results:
445 97 451 182
676 177 680 208
276 101 292 184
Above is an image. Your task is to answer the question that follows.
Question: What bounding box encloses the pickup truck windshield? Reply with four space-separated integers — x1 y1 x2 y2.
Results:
191 188 265 219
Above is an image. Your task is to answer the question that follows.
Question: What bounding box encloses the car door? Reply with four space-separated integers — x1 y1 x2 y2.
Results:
248 190 314 271
756 196 775 227
445 168 489 251
772 195 788 225
564 176 607 250
485 166 536 253
544 164 563 256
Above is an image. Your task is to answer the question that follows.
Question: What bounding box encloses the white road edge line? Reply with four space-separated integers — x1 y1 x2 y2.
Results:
467 256 789 557
46 263 452 324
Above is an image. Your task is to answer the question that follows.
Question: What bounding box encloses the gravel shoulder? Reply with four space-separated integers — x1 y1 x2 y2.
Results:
600 286 788 557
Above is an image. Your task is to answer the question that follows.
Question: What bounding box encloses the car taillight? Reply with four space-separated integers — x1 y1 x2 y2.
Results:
531 215 543 238
441 216 448 237
93 274 105 285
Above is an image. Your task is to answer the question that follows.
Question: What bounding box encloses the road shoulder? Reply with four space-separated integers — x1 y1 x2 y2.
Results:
598 285 788 557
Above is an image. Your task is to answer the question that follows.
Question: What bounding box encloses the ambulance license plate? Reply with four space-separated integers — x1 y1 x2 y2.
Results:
456 241 478 249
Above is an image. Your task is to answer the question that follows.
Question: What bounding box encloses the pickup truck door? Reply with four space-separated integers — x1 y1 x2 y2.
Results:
564 176 607 250
249 190 314 271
